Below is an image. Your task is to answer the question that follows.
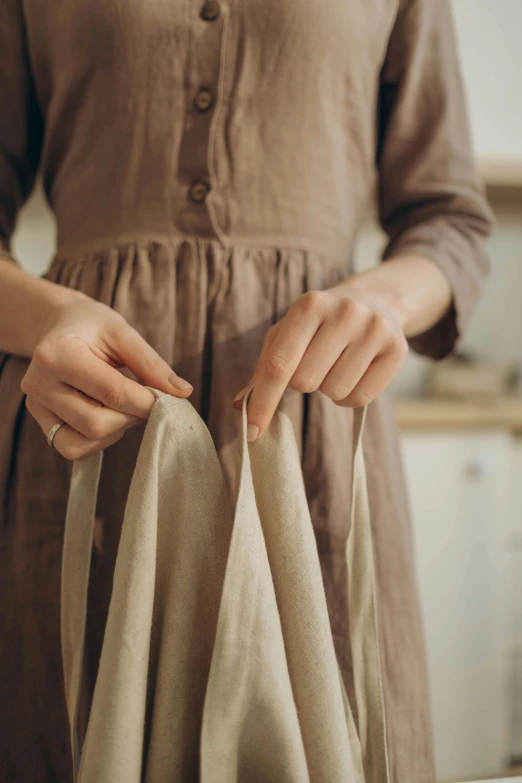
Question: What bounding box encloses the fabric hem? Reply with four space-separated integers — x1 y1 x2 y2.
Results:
383 240 480 360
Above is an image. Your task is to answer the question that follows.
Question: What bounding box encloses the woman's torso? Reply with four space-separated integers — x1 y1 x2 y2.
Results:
25 0 399 259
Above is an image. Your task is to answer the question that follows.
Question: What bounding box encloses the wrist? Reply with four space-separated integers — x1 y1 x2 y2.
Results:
34 283 89 346
338 271 411 332
0 259 90 357
339 254 453 338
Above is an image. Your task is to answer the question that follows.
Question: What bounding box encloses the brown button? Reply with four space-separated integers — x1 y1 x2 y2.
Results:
194 87 213 113
200 1 220 21
189 180 210 204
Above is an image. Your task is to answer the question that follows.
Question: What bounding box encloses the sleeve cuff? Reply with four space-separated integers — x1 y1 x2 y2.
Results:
383 217 489 360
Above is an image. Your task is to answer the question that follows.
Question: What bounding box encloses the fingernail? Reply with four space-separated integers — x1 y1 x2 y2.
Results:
247 423 259 443
233 386 248 404
233 386 248 410
169 373 193 392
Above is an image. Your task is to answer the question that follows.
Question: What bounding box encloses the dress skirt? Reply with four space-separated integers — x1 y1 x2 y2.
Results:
0 238 435 781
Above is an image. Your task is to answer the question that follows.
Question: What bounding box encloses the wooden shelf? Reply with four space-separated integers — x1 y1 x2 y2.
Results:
395 397 522 433
479 158 522 188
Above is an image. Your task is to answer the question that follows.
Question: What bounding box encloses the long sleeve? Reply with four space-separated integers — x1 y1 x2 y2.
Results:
0 0 43 263
377 0 494 359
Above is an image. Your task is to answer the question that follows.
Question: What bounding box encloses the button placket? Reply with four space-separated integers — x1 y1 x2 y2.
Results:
189 180 210 204
200 0 221 22
176 1 229 237
194 87 214 113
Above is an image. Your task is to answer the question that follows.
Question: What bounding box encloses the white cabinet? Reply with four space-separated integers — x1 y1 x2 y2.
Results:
400 430 514 782
507 440 522 762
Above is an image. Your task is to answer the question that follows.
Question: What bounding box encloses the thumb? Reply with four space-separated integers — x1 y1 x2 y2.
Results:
113 322 193 398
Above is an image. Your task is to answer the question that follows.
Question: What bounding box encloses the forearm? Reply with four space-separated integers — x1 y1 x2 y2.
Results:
0 258 87 357
341 254 453 338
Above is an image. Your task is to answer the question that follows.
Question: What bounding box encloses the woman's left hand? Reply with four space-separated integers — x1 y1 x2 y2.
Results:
233 285 408 442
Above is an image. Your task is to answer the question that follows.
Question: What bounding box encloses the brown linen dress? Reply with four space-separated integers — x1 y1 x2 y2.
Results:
0 0 492 781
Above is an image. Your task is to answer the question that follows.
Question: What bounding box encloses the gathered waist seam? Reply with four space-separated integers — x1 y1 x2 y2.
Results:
52 231 351 266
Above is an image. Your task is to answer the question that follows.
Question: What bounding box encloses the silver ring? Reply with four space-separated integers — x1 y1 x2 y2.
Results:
47 420 65 448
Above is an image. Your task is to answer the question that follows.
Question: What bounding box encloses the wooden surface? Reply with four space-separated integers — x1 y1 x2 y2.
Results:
453 777 522 783
395 397 522 433
479 158 522 188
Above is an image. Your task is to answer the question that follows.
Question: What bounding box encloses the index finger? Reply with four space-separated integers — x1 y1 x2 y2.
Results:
54 340 157 418
246 305 319 441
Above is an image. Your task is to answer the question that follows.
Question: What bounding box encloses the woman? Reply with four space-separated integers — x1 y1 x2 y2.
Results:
0 0 491 780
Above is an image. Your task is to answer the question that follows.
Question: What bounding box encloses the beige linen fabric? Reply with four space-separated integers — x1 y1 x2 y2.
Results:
0 1 493 780
61 390 388 783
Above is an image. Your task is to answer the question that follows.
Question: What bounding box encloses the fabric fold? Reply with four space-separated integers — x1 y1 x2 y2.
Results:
61 390 389 782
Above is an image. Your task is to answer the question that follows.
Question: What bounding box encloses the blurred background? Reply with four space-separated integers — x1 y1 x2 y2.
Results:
10 0 522 781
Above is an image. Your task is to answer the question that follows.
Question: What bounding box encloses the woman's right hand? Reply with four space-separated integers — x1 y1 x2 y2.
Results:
21 295 192 460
